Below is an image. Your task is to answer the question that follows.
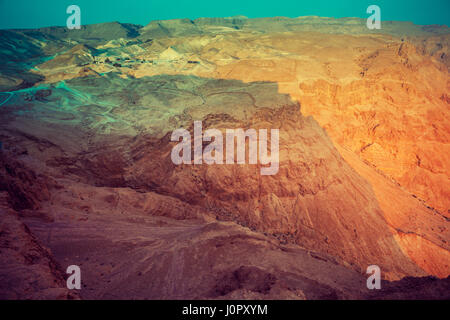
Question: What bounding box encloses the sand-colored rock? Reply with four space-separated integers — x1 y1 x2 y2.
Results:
0 74 442 280
0 16 449 299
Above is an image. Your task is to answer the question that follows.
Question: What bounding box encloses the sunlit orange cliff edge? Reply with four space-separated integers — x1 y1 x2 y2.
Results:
0 16 449 299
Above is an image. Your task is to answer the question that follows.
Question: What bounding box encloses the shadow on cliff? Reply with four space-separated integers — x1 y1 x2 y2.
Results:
0 73 429 280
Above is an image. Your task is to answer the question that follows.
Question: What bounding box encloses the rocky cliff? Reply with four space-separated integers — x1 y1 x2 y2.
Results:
0 16 449 299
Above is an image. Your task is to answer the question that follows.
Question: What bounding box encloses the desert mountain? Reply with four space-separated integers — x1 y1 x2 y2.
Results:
0 16 449 299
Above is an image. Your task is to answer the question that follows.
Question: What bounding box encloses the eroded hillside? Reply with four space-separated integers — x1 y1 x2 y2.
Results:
0 16 449 299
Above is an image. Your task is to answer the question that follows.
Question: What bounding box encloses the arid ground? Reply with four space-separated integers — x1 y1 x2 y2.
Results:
0 16 449 299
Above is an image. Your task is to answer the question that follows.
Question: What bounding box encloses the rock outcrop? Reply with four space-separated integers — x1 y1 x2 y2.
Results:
0 16 449 299
0 192 78 299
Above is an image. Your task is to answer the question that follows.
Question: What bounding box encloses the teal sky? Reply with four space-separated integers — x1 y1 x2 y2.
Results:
0 0 449 29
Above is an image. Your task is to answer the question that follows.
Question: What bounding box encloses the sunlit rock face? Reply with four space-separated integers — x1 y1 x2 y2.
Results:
0 16 449 299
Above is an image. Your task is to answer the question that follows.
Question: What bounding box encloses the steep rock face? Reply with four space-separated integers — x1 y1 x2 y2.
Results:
93 28 449 217
336 145 450 278
197 33 450 216
0 192 78 299
0 75 431 279
119 78 426 279
12 19 448 217
0 153 51 211
295 38 450 215
0 17 449 298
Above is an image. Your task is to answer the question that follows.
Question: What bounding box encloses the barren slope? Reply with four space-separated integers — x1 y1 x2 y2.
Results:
0 16 449 299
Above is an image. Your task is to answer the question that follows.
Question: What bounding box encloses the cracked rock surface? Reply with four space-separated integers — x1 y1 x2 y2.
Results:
0 16 449 299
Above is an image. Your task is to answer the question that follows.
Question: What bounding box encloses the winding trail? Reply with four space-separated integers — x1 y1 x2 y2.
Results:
0 92 13 107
